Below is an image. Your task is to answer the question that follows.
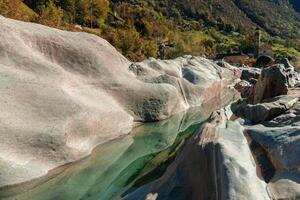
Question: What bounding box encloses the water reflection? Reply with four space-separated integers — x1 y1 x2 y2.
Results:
4 96 233 200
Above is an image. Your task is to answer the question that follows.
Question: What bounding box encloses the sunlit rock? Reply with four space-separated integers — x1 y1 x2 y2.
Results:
0 16 239 188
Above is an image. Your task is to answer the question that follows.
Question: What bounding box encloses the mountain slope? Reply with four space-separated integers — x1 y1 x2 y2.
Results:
169 0 255 31
234 0 300 38
163 0 300 38
1 0 299 63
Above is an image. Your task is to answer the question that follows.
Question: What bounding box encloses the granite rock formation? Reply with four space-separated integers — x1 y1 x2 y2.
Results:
1 15 300 200
246 99 300 200
233 62 300 199
236 95 299 124
0 16 240 188
252 64 289 104
123 109 270 200
124 63 300 200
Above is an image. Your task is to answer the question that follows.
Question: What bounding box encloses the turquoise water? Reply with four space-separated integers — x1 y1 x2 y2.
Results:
3 94 235 200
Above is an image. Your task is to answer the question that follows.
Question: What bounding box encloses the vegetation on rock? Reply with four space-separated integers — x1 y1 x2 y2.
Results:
0 0 299 68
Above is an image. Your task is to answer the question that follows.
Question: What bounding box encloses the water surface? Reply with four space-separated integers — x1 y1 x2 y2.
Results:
3 96 234 200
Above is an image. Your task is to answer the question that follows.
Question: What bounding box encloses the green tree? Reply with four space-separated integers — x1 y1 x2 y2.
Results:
23 0 50 11
144 40 158 58
0 0 7 14
240 34 256 54
77 0 109 28
55 0 77 23
38 1 63 28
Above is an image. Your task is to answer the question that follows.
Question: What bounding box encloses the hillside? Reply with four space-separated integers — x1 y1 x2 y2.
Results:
1 15 300 200
120 0 300 39
234 0 300 38
0 0 299 65
144 0 300 39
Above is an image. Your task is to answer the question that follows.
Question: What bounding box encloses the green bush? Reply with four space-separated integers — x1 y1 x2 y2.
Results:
0 0 6 14
1 0 299 64
77 0 109 28
38 1 63 28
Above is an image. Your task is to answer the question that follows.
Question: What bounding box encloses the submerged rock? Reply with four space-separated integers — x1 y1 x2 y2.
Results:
2 105 219 200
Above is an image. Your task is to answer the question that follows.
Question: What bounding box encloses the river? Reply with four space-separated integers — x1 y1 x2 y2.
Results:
2 92 236 200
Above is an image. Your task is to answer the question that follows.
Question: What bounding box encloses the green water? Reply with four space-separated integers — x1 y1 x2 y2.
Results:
3 97 233 200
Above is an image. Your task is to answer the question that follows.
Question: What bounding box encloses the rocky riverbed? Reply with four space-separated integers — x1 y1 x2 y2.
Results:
0 16 239 190
0 16 300 200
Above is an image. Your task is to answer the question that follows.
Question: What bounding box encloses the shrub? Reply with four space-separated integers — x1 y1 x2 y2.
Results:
143 40 158 58
77 0 109 28
38 1 63 28
239 34 256 54
0 0 37 21
0 0 7 14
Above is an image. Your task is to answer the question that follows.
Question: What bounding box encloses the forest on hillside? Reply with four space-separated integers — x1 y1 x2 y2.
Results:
0 0 299 66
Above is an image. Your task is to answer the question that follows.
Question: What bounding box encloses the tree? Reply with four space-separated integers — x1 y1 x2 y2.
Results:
55 0 77 23
0 0 7 14
38 1 63 28
240 33 256 54
23 0 50 11
66 0 77 24
0 0 37 21
77 0 109 28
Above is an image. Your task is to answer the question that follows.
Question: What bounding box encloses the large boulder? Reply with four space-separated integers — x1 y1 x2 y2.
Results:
131 56 241 107
0 16 240 187
240 67 261 82
282 58 295 70
245 92 300 200
123 109 270 200
263 97 300 127
236 95 299 123
234 80 254 98
247 126 300 199
252 64 289 104
280 58 300 87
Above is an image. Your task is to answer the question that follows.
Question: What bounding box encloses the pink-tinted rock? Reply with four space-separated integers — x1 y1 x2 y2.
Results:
0 16 240 187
